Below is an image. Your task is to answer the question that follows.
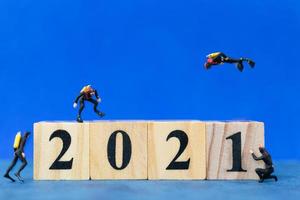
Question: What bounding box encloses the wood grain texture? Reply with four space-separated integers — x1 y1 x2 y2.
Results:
206 121 265 180
148 121 206 180
90 121 148 179
34 122 89 180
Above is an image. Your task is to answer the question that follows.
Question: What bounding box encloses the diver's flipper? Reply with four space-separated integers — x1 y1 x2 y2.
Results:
236 62 244 72
4 174 16 182
76 116 83 123
14 173 24 183
247 60 255 68
97 112 105 118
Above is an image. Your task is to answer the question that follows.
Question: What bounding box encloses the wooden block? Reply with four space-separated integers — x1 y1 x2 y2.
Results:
206 121 265 180
90 121 148 179
34 122 89 180
148 121 206 180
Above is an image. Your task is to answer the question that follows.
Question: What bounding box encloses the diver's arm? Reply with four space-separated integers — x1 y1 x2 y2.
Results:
19 136 28 152
218 52 227 58
95 90 101 103
218 52 229 62
74 93 84 103
252 153 264 161
94 90 100 99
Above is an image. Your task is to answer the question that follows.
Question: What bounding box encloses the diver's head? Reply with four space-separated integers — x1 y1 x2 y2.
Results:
259 145 265 153
204 61 213 69
204 58 214 69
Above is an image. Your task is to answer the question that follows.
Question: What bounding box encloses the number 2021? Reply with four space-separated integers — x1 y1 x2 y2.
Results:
49 130 246 172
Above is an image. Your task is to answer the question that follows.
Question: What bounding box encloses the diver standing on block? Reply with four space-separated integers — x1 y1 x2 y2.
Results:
4 131 30 182
204 52 255 72
250 145 278 183
73 85 105 123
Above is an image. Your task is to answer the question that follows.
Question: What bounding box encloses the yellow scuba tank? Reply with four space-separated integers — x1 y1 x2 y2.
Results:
13 132 21 149
207 52 221 59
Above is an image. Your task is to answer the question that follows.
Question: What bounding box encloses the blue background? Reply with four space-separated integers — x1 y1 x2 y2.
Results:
0 0 299 160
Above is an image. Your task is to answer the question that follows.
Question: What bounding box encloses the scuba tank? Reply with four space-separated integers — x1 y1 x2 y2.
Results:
207 52 221 59
80 85 92 93
13 132 22 149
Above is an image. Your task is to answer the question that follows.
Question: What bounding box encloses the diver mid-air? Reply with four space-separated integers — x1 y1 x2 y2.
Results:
204 52 255 72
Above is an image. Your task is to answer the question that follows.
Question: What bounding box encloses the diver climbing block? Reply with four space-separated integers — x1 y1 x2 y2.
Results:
206 121 265 180
33 122 90 180
148 121 206 180
90 121 148 179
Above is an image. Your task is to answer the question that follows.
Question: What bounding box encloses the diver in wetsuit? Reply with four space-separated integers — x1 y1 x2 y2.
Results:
4 131 30 182
204 52 255 72
73 85 105 123
250 145 278 183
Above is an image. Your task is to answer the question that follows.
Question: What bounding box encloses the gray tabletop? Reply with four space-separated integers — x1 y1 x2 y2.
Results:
0 160 299 200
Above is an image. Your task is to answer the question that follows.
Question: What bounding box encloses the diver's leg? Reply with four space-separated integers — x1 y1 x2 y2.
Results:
237 57 255 68
4 155 18 182
259 168 270 182
87 99 105 117
15 153 27 182
221 56 244 71
77 99 85 122
269 175 278 181
264 168 278 182
16 154 27 176
255 168 264 182
4 155 18 175
223 57 241 64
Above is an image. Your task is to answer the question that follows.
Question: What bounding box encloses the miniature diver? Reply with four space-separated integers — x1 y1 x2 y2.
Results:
250 145 278 183
204 52 255 72
73 85 105 122
4 131 30 182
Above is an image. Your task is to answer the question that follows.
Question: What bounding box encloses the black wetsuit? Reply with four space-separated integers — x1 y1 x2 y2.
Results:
4 133 29 182
208 52 255 72
252 148 278 182
74 89 104 122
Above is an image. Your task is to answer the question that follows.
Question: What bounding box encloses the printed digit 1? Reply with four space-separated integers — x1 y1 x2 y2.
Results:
226 132 247 172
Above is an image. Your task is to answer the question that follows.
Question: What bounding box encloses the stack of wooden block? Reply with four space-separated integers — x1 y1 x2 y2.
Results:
34 121 264 180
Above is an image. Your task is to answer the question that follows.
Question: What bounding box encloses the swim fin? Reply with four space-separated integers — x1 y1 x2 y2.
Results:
4 174 16 182
236 62 244 72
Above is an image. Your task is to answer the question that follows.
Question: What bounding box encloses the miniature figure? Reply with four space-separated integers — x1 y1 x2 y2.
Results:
250 144 278 183
73 85 105 122
4 131 30 182
204 52 255 72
